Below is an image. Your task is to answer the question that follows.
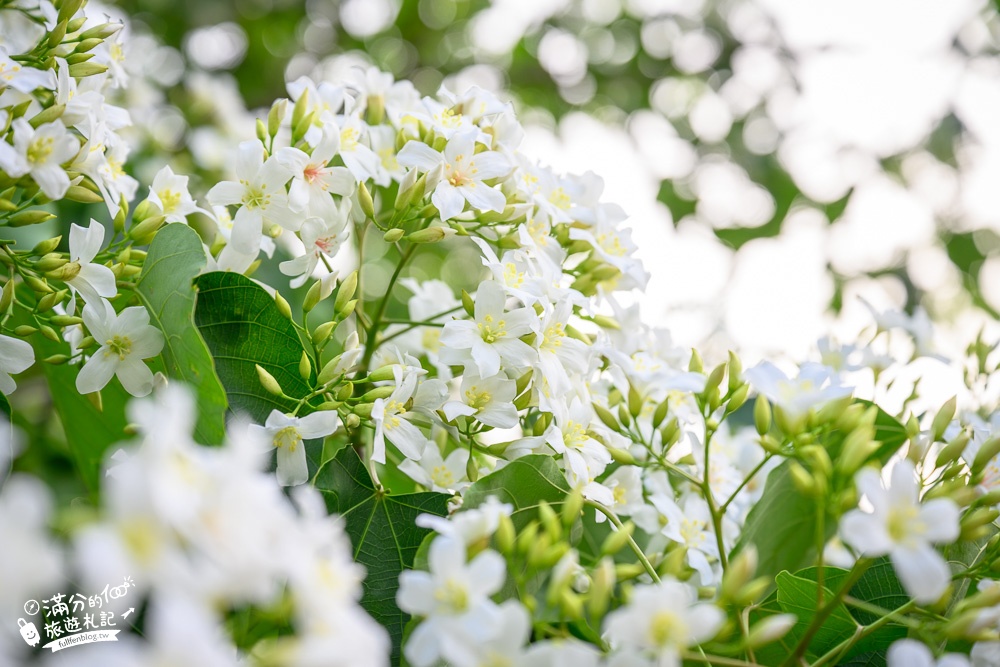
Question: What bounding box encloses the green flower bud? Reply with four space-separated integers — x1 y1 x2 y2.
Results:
268 99 287 138
361 385 395 402
973 437 1000 477
788 461 817 496
358 181 375 219
131 198 159 224
726 384 749 414
562 487 583 526
40 325 60 342
74 38 103 53
0 279 13 313
78 21 123 40
369 365 397 382
593 402 619 432
13 325 37 336
43 354 69 364
313 320 335 344
31 236 62 256
935 430 971 469
128 214 166 244
461 289 474 317
406 226 451 244
689 348 704 373
344 413 361 429
10 210 56 227
274 291 292 320
49 314 83 327
353 403 373 419
29 104 65 129
466 455 479 483
600 521 635 556
68 62 108 78
255 118 268 144
256 364 284 397
382 228 405 243
24 275 53 294
335 271 358 315
299 351 312 381
495 513 515 554
932 396 957 442
336 382 354 402
46 261 81 282
608 447 635 465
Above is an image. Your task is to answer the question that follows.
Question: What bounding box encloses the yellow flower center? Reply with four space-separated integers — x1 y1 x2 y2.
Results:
340 127 359 151
504 262 525 288
477 314 507 343
105 335 132 360
241 180 271 209
159 189 181 213
465 385 492 411
434 579 468 612
274 426 302 452
612 485 627 506
887 504 920 542
648 610 683 647
27 136 54 164
549 186 571 210
564 421 588 450
430 465 454 488
383 400 405 429
436 107 463 129
543 322 566 350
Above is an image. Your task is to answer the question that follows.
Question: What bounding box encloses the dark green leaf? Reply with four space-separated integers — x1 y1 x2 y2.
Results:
775 570 858 659
462 454 570 528
731 460 831 582
315 446 449 664
135 224 227 445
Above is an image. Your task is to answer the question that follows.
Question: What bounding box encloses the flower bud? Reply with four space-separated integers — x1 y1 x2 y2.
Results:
726 384 749 414
40 325 60 342
461 289 474 317
608 447 635 465
932 397 957 442
562 487 584 526
539 501 561 541
936 430 971 469
789 461 817 496
49 314 83 326
69 62 108 78
256 364 284 397
29 104 66 129
0 279 13 313
43 354 69 364
10 210 56 227
344 413 361 429
361 385 395 402
24 275 53 294
495 513 516 554
299 351 312 381
369 365 396 383
313 321 335 344
131 198 159 224
13 325 36 336
31 236 62 256
335 271 358 315
274 292 292 319
78 21 123 40
46 261 81 282
747 614 796 647
268 99 287 138
406 226 452 244
358 182 375 219
255 118 268 144
466 455 479 483
383 228 405 243
689 348 704 373
755 395 772 436
128 215 166 244
593 402 619 432
600 521 635 556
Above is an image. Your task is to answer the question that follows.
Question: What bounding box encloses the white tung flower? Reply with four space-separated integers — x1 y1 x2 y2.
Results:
398 441 470 494
603 579 724 665
146 165 208 224
66 220 117 305
0 332 33 395
206 140 299 255
0 119 79 199
439 280 538 378
840 460 960 604
397 536 505 667
397 131 510 220
253 410 340 487
76 299 164 397
744 360 852 421
443 371 519 429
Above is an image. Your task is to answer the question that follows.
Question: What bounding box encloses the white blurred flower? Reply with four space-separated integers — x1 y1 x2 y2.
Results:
253 410 340 487
841 460 960 604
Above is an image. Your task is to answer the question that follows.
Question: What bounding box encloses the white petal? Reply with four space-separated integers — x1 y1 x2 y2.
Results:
276 438 309 486
432 183 465 220
460 182 505 213
116 358 154 397
887 639 935 667
840 510 893 555
397 141 443 171
228 206 263 255
920 499 960 544
31 164 69 199
470 339 502 378
76 351 117 394
70 220 105 263
0 334 34 375
206 180 245 207
297 410 340 439
892 543 951 604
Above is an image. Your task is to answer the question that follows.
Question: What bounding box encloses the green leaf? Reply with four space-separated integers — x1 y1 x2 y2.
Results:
38 342 131 494
775 570 858 659
731 460 831 582
194 271 314 421
463 454 570 528
135 224 227 445
862 400 909 463
193 272 329 475
315 446 449 664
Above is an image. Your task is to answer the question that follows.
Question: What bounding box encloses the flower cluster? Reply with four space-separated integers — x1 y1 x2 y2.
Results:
0 386 387 666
